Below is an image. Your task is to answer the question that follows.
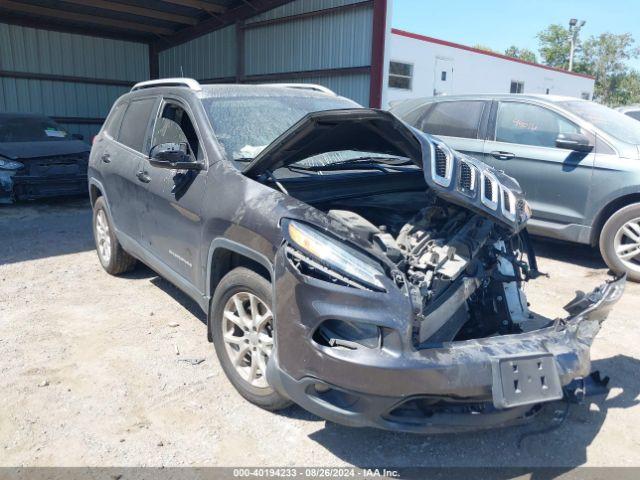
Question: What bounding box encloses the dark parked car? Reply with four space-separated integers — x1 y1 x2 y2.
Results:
88 79 623 433
0 113 90 204
391 95 640 281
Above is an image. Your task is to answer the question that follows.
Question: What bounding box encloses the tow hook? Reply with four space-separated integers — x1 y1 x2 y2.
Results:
564 371 610 404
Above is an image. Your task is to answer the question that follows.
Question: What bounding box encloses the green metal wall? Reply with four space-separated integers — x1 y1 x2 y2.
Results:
0 23 149 139
158 25 236 81
159 0 373 106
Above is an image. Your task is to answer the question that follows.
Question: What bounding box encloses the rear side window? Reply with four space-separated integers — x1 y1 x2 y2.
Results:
496 102 580 148
118 98 156 152
103 102 127 139
418 101 485 139
627 111 640 121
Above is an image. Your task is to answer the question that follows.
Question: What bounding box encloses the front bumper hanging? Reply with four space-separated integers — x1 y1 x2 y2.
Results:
267 252 625 433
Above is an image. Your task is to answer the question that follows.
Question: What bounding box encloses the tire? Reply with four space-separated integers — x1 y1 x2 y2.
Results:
599 202 640 282
210 267 291 411
92 196 137 275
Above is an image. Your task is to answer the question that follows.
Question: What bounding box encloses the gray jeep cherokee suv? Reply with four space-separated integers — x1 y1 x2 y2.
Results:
89 79 624 433
391 95 640 282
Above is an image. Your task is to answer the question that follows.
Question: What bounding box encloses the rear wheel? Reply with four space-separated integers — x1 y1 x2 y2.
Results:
92 196 136 275
599 203 640 282
210 267 291 411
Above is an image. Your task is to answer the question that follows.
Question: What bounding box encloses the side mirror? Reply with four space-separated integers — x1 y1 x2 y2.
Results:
555 133 593 152
71 133 84 140
149 142 202 170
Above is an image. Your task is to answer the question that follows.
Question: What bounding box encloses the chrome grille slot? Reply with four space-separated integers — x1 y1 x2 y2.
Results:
430 142 453 187
501 187 517 221
480 172 499 210
435 145 448 178
457 161 476 196
503 189 511 211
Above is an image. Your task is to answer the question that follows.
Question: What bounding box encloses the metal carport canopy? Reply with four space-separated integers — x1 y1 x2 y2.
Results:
0 0 388 136
0 0 388 104
0 0 295 77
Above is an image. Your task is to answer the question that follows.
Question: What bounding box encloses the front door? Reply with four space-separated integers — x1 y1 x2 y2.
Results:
137 98 209 288
482 101 595 227
434 58 454 96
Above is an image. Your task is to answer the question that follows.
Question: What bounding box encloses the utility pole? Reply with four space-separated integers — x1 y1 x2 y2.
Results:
568 18 586 72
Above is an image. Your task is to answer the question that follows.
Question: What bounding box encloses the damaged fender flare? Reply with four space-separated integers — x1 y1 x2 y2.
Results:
205 238 275 342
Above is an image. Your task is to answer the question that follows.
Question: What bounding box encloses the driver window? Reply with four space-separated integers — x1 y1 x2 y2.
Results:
151 102 200 159
496 102 580 148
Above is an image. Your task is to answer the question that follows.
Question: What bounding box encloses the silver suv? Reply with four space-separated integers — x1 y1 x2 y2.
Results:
392 95 640 281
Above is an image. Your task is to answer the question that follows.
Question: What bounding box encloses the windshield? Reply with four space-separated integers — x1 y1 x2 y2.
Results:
202 95 360 162
558 100 640 145
0 116 70 142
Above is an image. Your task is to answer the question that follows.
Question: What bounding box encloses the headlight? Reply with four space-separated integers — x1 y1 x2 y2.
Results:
284 220 386 291
0 158 23 170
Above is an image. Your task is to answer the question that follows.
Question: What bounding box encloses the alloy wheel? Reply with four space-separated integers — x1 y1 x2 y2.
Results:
221 291 274 388
613 217 640 274
95 209 112 264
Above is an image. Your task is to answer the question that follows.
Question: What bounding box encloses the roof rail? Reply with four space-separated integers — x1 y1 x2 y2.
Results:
265 83 336 96
131 78 202 92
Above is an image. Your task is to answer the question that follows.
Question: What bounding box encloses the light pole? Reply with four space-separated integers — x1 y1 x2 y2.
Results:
568 18 586 72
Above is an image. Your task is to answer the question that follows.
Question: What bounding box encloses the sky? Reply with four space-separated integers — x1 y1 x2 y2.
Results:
391 0 640 71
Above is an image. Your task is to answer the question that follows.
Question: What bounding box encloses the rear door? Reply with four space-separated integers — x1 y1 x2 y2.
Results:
98 97 157 241
433 58 454 96
482 100 595 226
137 97 209 287
414 99 489 159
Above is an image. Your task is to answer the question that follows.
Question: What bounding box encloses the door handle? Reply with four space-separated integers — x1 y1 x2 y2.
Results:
136 170 151 183
101 153 111 163
490 151 516 160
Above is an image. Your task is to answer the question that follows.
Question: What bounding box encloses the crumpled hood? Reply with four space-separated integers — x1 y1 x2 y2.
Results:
0 140 90 160
243 108 530 231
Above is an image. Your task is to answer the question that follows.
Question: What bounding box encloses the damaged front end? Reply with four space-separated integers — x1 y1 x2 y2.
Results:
0 158 23 204
0 142 89 204
245 109 625 432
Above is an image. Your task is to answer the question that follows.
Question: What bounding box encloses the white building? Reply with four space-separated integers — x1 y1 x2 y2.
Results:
381 28 595 109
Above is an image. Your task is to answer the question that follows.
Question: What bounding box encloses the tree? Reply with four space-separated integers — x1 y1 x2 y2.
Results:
581 33 640 104
504 45 538 63
537 24 573 68
472 44 497 53
608 70 640 107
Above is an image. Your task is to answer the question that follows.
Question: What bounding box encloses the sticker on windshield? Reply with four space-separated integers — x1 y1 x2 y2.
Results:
44 128 67 138
238 145 266 158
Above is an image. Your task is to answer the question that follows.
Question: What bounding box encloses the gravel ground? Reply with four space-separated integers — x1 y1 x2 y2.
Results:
1 198 639 468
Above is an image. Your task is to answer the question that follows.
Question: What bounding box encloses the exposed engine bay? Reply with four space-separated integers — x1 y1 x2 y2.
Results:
313 191 544 346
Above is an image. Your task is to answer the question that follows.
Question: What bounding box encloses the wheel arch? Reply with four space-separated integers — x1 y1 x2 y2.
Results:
591 193 640 245
205 239 274 341
89 182 103 208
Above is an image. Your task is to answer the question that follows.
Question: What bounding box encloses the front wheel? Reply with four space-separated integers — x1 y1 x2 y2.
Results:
210 267 291 411
600 203 640 282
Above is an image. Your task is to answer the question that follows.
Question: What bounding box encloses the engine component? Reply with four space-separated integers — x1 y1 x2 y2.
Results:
397 206 492 299
324 203 534 344
329 209 403 262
